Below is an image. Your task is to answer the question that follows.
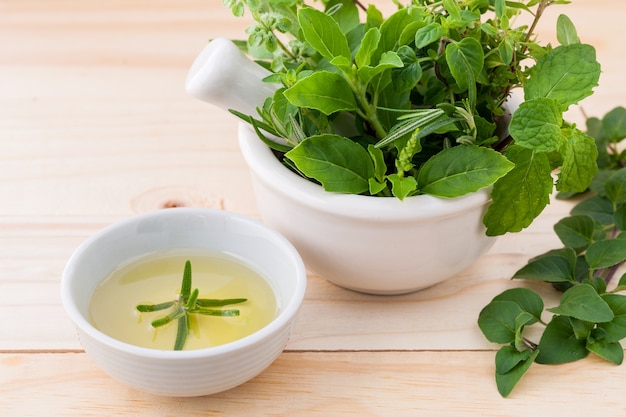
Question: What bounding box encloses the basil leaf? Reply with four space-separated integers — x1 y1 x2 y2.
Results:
355 27 381 68
387 174 417 200
298 7 351 61
357 51 404 85
415 22 445 48
284 71 358 115
445 37 484 91
417 145 513 198
286 134 374 194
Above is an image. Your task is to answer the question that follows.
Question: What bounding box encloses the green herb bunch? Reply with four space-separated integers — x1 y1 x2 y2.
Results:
223 0 601 236
136 260 247 350
478 107 626 397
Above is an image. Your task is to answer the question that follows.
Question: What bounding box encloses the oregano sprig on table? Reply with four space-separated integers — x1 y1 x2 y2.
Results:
478 106 626 397
136 260 247 350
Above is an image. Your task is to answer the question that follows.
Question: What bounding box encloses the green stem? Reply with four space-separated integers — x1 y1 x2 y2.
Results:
353 81 388 139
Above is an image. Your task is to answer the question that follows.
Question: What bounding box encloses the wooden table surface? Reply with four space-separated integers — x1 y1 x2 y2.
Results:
2 1 625 415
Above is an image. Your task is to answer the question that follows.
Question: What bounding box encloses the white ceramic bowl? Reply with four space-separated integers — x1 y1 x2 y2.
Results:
239 124 495 295
61 208 306 397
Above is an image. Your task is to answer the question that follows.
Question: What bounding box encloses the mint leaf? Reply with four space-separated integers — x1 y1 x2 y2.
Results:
298 7 351 61
548 284 614 323
536 315 589 364
524 44 600 110
509 98 563 152
284 71 357 115
556 128 598 193
417 145 513 198
483 146 553 236
285 134 374 194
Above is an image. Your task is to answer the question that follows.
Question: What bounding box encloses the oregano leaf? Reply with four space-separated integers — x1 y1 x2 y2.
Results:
556 14 580 46
604 168 626 206
586 339 624 365
495 347 539 398
600 106 626 143
585 239 626 269
513 248 577 283
478 300 524 344
536 315 589 364
492 288 544 323
547 284 614 323
553 215 600 252
598 294 626 343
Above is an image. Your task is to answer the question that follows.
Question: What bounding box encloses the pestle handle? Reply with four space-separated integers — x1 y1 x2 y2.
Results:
185 38 277 117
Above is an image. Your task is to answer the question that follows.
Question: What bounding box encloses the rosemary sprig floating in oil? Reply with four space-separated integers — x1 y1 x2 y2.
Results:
136 259 247 350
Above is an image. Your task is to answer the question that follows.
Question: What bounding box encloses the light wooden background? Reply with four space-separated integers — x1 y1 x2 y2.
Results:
2 0 626 415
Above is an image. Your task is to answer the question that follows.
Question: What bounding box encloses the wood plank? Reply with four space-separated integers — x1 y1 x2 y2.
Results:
2 351 624 416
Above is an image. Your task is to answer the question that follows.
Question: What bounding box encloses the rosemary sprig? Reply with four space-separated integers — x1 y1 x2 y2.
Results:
136 260 247 350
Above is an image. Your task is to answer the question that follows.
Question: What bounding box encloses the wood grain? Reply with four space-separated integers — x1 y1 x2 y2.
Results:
2 351 624 416
2 0 626 414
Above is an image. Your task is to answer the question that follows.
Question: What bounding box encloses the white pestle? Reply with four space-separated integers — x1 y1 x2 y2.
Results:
185 37 277 117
